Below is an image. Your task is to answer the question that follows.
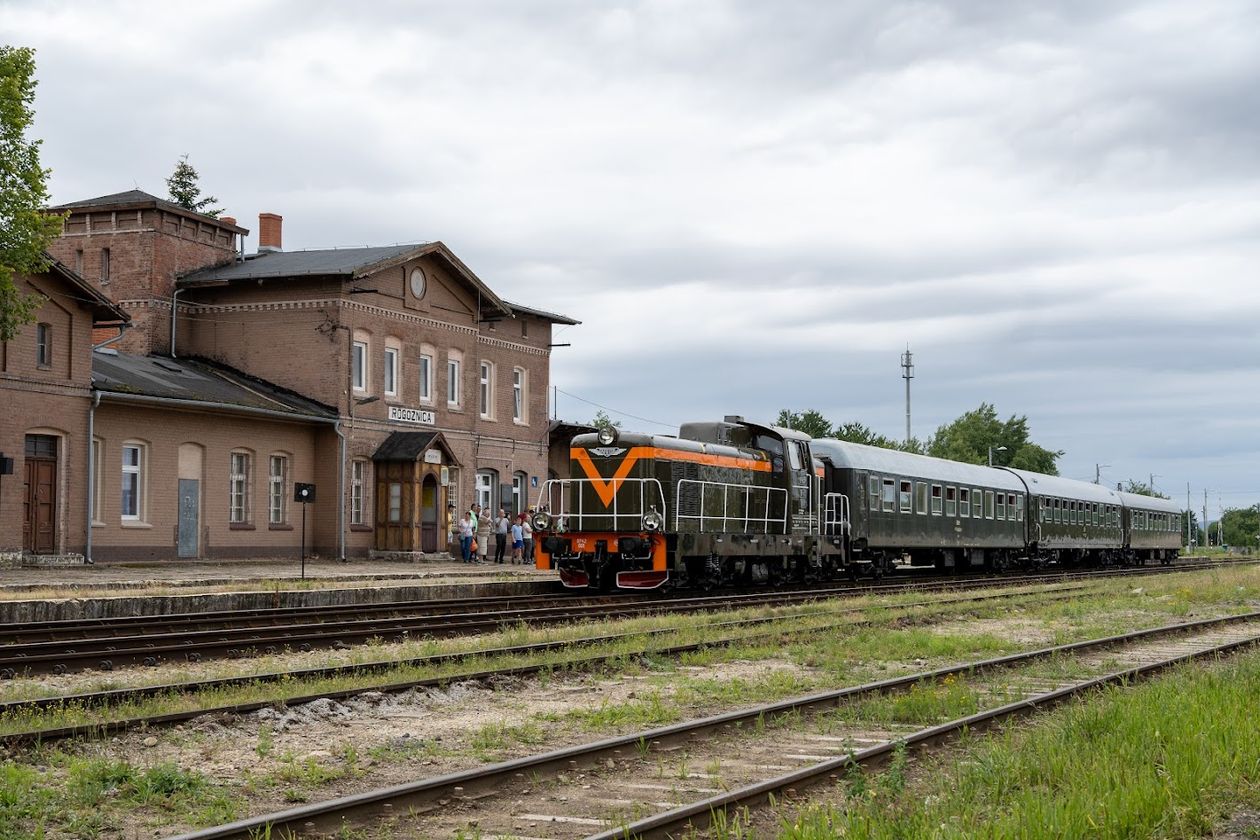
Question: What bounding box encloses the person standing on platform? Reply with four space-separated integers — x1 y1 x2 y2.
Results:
522 511 534 564
458 510 474 563
477 503 493 563
511 517 525 564
447 503 457 556
494 508 510 563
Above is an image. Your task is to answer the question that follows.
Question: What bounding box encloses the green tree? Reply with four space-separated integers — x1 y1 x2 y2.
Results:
0 46 63 342
165 154 221 217
926 402 1063 474
590 410 621 432
1221 505 1260 548
1121 479 1170 499
775 408 834 439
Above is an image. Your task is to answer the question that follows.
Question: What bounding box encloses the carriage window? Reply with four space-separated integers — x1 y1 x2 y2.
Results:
881 479 896 512
985 490 995 519
1041 498 1050 523
1053 499 1061 523
869 476 880 511
916 482 929 515
973 489 984 519
930 485 943 515
899 480 912 513
945 486 956 517
1092 504 1099 526
996 493 1006 520
959 488 970 518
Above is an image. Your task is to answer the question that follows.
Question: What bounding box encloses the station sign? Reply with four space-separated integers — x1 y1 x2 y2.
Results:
388 406 436 425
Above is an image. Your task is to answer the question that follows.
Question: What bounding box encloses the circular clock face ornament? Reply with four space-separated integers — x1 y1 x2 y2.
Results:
409 268 426 298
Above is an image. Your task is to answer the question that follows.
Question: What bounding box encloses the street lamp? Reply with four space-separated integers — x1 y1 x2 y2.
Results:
988 445 1007 467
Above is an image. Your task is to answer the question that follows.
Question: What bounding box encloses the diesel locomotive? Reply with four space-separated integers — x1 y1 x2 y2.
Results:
531 416 1184 591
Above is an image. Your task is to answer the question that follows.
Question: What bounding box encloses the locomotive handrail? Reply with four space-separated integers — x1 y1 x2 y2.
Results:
823 492 850 537
675 479 788 534
535 478 666 532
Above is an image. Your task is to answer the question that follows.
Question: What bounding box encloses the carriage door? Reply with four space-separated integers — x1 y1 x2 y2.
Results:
22 435 58 554
785 440 813 532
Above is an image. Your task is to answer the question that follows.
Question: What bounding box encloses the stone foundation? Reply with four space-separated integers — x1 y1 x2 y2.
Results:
0 552 88 569
367 550 455 563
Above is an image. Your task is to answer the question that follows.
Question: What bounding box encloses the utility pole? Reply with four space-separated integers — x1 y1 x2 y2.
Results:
901 346 914 446
1094 464 1110 484
1149 473 1160 494
1203 489 1209 548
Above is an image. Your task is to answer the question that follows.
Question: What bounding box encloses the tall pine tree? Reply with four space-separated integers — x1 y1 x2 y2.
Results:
166 154 221 217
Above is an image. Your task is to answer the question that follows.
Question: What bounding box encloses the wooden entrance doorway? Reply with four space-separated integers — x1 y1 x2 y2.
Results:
371 431 458 553
22 434 58 554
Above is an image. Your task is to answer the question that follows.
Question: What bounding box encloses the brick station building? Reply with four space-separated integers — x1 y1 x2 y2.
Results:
0 189 577 563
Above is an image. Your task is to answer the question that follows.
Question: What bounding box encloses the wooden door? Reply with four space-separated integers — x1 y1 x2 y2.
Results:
22 435 58 554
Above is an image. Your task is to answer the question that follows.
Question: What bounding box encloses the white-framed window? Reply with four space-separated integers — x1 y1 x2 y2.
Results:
350 459 368 525
35 323 51 367
916 482 928 515
388 482 402 522
997 493 1006 521
229 451 251 524
512 367 526 423
881 479 895 512
383 346 399 397
476 469 498 511
930 484 943 515
419 352 434 404
985 490 995 520
352 340 368 392
898 480 912 513
269 454 288 525
972 489 983 519
1010 494 1020 522
479 361 495 419
959 488 970 519
945 486 957 518
868 476 880 511
512 471 527 514
447 352 462 408
121 442 144 521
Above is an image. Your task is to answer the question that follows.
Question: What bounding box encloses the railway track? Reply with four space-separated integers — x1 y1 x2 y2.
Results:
0 558 1249 678
0 583 1094 744
167 610 1260 839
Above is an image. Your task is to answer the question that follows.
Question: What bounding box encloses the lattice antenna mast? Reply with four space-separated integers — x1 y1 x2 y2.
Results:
901 346 914 445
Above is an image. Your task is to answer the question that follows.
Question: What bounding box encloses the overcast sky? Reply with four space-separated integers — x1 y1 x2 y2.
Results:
7 0 1259 520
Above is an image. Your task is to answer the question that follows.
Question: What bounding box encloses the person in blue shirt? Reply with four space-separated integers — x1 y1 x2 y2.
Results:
511 519 525 564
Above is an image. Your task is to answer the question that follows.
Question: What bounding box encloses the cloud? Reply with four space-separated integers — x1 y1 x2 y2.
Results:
7 0 1260 515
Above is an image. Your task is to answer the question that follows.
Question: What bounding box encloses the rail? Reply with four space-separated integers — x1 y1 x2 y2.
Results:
675 479 788 533
535 477 665 532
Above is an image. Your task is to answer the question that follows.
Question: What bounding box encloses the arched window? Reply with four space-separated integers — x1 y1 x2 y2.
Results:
512 471 528 514
350 458 370 526
475 469 498 511
268 453 290 525
512 367 527 424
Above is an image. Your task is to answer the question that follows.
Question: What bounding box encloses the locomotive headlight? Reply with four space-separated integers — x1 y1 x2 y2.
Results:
642 507 663 532
531 511 552 531
597 427 618 446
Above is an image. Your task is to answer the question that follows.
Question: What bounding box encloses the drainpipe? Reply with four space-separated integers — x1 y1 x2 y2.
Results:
334 419 346 562
93 321 131 351
170 288 186 358
85 390 101 564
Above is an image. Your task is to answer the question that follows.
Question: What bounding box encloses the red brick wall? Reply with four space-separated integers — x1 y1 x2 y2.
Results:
0 272 98 554
91 403 323 561
47 207 238 356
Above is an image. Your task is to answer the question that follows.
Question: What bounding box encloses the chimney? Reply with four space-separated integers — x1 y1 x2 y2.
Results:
220 216 236 227
258 213 283 252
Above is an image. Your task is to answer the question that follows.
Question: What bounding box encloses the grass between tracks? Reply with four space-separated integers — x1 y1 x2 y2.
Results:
771 649 1260 840
0 567 1257 837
